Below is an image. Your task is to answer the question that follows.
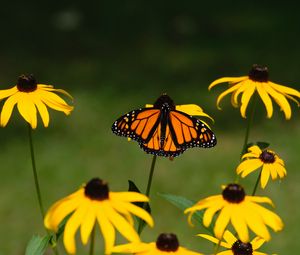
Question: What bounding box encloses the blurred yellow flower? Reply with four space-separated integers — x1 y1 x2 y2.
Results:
184 184 283 242
0 74 73 129
44 178 154 254
112 233 202 255
209 64 300 119
198 230 268 255
237 145 287 189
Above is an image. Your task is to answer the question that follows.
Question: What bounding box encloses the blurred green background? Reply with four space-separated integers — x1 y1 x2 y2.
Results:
0 1 299 254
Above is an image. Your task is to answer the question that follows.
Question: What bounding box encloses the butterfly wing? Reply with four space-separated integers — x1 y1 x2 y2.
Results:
112 108 161 143
168 110 217 149
139 123 186 157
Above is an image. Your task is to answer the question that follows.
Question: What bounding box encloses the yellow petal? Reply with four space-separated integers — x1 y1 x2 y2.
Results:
248 145 262 155
216 83 242 109
236 159 262 176
260 166 270 189
214 205 231 240
110 192 149 202
276 163 287 178
203 203 224 227
63 200 89 254
246 196 274 206
232 80 249 106
38 90 73 115
104 202 140 243
0 86 18 100
251 237 265 250
96 203 116 254
116 201 154 227
30 93 50 127
111 242 150 253
40 85 73 100
256 83 273 118
240 83 256 118
17 93 37 129
216 251 234 255
197 234 231 249
80 202 96 245
0 93 20 127
222 230 237 246
264 84 292 119
269 82 300 98
208 76 248 90
176 104 214 122
231 205 249 242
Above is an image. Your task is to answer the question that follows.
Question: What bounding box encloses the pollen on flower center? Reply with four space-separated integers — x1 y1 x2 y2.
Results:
156 233 179 252
259 150 276 163
17 74 38 92
222 184 245 203
232 240 253 255
84 178 109 201
248 64 269 82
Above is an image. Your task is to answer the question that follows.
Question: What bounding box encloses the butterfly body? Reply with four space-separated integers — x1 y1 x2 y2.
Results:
112 94 216 157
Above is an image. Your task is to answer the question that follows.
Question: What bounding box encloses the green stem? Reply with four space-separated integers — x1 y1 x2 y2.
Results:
138 155 157 234
213 230 225 255
89 226 96 255
251 169 262 196
28 124 45 218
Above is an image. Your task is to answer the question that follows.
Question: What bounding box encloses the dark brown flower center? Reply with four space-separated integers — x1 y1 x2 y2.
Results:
232 240 253 255
84 178 109 200
259 150 276 163
156 233 179 252
17 74 38 92
222 184 245 203
248 64 269 82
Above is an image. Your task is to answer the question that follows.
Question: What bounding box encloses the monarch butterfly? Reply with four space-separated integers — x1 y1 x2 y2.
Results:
112 94 217 157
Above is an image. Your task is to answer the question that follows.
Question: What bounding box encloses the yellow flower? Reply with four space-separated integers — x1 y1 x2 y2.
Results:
44 178 154 254
184 184 283 242
237 145 287 189
112 233 203 255
0 74 73 129
209 64 300 119
198 230 268 255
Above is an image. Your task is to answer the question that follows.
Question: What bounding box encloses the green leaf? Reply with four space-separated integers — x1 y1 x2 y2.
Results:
159 193 213 234
128 180 151 233
25 235 51 255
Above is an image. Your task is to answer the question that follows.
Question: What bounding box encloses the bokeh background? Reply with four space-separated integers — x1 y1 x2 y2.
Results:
0 1 299 254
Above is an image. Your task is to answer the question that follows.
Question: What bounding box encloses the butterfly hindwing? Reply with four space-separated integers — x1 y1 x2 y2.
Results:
112 108 161 143
168 110 217 149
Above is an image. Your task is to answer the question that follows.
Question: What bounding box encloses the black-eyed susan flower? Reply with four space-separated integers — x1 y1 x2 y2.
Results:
0 74 73 129
237 145 287 189
198 230 268 255
44 178 154 254
112 233 203 255
209 64 300 119
184 184 283 242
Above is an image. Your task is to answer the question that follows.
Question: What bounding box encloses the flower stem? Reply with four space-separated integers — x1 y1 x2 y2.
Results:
138 155 157 234
89 226 96 255
28 124 45 218
213 230 225 255
251 169 262 196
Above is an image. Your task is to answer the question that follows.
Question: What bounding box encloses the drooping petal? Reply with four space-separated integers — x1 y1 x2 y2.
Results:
215 251 233 255
110 192 149 202
214 205 232 239
251 237 266 250
39 85 73 100
216 83 242 109
260 166 271 189
0 93 21 127
275 163 287 178
38 90 73 115
269 82 300 99
197 234 231 249
80 201 96 245
203 203 224 227
236 159 262 176
264 84 292 119
30 93 50 127
116 201 154 227
208 76 248 90
246 196 274 206
63 200 89 254
252 252 268 255
96 203 116 254
231 205 249 242
232 80 249 107
176 104 214 121
222 230 237 246
104 202 140 243
111 242 150 253
248 145 262 155
17 93 37 129
256 83 273 118
0 86 18 100
240 83 256 118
